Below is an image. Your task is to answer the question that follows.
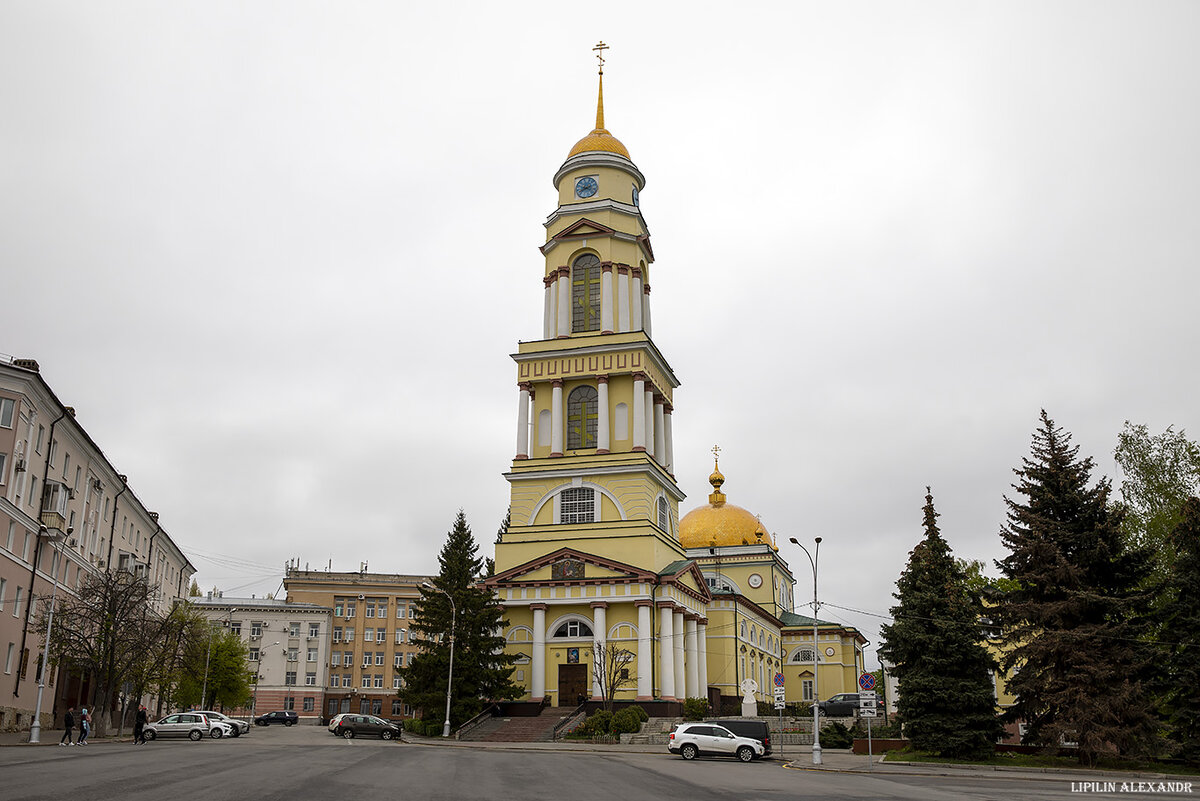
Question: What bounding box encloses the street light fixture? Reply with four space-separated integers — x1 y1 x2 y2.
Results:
250 641 281 722
29 525 65 744
789 536 823 766
421 580 456 738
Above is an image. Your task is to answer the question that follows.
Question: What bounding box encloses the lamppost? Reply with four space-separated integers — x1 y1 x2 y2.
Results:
29 526 64 743
250 641 280 722
789 536 823 766
200 606 237 710
421 581 456 738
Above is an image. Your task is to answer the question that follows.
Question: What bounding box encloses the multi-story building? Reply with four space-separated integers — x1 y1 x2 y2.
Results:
192 594 332 723
0 355 196 733
284 569 430 721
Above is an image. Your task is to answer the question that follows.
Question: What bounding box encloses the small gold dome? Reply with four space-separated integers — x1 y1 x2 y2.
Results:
678 459 776 550
567 72 631 160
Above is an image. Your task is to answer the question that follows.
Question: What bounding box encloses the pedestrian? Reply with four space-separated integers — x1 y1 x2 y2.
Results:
134 705 148 745
59 706 75 746
78 707 91 745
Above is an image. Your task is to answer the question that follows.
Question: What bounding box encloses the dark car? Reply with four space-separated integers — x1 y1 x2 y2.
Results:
330 714 401 741
254 710 298 727
704 718 771 755
818 693 861 717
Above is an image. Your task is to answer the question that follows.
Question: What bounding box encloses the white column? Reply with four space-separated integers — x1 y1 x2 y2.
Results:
596 378 610 453
644 389 656 459
531 605 546 701
659 604 675 700
636 603 652 700
643 284 652 338
685 617 699 700
673 610 686 701
591 603 607 700
663 407 674 473
617 267 630 332
697 619 709 698
631 268 644 331
515 384 531 459
653 399 666 466
544 277 555 338
557 268 571 336
601 265 614 334
632 375 646 452
550 380 563 457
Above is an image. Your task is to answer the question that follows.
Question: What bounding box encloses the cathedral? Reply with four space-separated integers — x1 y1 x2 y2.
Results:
483 51 866 713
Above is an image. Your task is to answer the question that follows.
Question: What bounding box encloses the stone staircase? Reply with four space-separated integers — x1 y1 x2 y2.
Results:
459 708 565 743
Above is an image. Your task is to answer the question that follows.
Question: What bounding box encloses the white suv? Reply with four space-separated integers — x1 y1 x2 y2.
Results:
668 723 765 762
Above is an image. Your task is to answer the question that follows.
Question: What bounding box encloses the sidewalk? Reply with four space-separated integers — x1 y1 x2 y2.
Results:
0 730 132 747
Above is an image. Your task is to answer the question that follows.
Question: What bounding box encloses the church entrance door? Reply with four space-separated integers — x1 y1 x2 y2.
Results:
558 664 587 706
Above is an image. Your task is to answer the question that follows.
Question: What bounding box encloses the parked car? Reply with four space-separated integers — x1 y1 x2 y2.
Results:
330 714 401 741
195 710 250 737
668 723 765 762
144 712 220 741
818 693 861 717
254 710 299 727
704 718 772 755
327 713 349 733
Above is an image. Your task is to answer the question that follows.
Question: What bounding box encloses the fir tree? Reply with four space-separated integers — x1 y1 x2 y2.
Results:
398 510 520 728
1158 497 1200 764
879 489 1002 759
994 411 1157 764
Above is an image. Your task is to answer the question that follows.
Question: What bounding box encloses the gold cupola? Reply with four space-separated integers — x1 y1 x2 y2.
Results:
567 65 631 159
679 457 777 550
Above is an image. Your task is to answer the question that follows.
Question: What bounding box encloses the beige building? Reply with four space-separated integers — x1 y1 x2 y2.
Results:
284 569 430 721
0 355 196 733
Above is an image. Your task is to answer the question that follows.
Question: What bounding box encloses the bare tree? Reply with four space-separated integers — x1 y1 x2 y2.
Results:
35 570 177 736
591 642 636 712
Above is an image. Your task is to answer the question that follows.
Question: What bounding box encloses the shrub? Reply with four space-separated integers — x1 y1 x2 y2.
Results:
683 697 709 721
629 705 649 723
578 710 614 737
611 708 642 735
821 721 854 749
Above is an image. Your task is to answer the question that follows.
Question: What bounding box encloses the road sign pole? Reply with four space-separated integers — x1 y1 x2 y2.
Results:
867 716 873 771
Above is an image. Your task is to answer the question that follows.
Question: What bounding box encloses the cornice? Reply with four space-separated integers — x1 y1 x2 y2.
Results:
553 152 645 190
511 333 680 390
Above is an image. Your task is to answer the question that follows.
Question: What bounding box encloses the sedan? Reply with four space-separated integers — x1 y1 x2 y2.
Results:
330 714 401 741
145 713 215 742
195 710 249 737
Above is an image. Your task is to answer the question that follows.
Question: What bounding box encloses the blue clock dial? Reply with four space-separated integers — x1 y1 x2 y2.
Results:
632 186 640 207
575 177 598 198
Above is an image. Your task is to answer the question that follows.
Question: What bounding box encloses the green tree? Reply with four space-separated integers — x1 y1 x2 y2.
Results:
175 626 252 710
1115 422 1200 579
188 579 202 598
398 510 520 728
994 411 1158 764
879 489 1002 760
1157 497 1200 764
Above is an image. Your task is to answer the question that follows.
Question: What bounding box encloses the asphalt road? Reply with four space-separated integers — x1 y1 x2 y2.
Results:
0 726 1186 800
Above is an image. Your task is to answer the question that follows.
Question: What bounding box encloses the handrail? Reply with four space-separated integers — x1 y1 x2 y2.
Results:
454 703 500 740
552 702 589 740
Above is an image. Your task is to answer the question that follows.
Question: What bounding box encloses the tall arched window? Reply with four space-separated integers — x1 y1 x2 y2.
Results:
567 386 598 449
571 254 601 332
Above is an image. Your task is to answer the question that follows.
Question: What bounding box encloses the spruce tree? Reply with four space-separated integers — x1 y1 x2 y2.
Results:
879 489 1002 759
398 510 520 728
994 411 1157 764
1158 497 1200 764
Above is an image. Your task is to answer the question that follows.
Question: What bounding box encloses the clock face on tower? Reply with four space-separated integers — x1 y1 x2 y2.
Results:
575 176 598 198
748 573 763 589
632 186 639 207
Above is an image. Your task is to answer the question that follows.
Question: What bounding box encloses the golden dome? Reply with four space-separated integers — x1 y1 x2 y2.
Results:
567 73 631 160
678 459 777 550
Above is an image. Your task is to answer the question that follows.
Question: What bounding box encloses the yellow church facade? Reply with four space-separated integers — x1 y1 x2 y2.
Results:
484 56 866 714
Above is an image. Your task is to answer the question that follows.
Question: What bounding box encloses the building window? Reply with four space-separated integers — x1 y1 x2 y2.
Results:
362 676 371 689
334 601 344 617
332 627 342 643
374 675 384 689
4 642 13 674
342 675 352 688
566 386 598 450
287 648 298 662
328 699 339 716
396 602 407 619
345 628 355 642
307 648 317 662
359 699 370 714
309 623 320 638
560 487 595 524
394 654 403 669
250 622 262 637
230 621 241 636
657 497 669 531
303 697 314 712
394 675 403 690
802 679 814 701
792 648 819 663
305 672 316 686
364 628 374 643
0 453 6 485
366 602 376 618
285 671 296 686
374 652 384 666
0 398 13 429
376 630 386 643
553 620 593 638
283 697 294 710
570 253 602 332
343 653 353 667
395 630 404 645
289 623 301 637
362 654 372 668
249 648 260 661
392 700 403 715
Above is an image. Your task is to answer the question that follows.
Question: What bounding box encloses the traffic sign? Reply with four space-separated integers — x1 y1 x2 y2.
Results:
774 699 786 710
858 673 876 691
773 672 785 688
858 707 877 718
773 687 786 701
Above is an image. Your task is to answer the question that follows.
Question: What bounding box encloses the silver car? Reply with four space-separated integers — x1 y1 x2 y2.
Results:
145 712 217 741
194 710 249 737
668 722 765 762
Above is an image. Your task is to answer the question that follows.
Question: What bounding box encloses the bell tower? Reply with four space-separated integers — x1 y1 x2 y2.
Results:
497 44 686 574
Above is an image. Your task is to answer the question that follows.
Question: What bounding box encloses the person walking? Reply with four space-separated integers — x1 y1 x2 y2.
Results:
134 705 148 745
78 707 91 745
59 707 75 746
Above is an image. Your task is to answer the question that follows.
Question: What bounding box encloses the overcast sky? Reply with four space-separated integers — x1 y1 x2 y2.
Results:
4 2 1198 669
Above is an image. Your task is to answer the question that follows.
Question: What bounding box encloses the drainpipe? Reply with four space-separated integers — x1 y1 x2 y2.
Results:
13 408 66 699
105 475 129 570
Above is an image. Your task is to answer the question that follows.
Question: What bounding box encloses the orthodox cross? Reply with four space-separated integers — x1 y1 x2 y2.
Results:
593 41 609 74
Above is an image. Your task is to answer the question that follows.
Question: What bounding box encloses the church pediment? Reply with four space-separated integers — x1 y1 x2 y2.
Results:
657 559 713 603
484 547 658 587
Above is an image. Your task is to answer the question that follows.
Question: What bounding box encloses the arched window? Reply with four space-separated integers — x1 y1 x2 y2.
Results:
791 648 820 663
553 620 593 638
560 487 595 523
567 386 598 449
571 254 602 332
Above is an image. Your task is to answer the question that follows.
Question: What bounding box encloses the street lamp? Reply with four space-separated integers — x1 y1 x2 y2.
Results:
201 606 237 710
421 581 456 738
789 536 823 766
250 641 280 722
29 526 65 744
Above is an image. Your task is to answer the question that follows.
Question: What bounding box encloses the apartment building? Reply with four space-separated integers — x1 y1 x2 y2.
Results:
0 355 196 732
283 568 430 721
192 594 332 723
